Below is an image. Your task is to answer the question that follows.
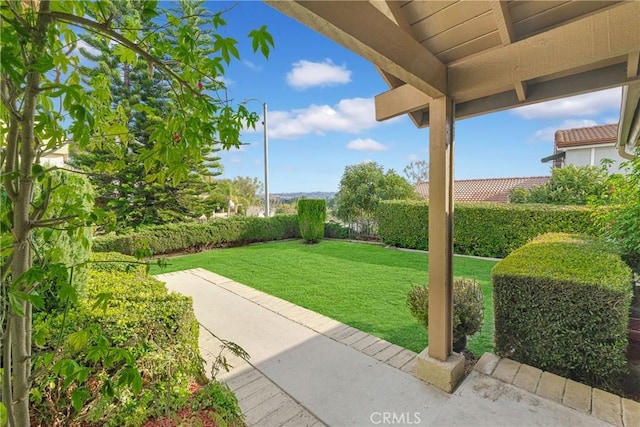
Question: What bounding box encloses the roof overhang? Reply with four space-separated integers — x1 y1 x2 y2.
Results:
618 82 640 159
266 1 640 127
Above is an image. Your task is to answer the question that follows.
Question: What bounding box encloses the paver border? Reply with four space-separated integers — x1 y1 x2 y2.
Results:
182 268 419 376
161 268 639 427
474 353 639 427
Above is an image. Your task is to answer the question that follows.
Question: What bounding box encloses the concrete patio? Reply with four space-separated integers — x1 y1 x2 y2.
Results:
156 268 639 427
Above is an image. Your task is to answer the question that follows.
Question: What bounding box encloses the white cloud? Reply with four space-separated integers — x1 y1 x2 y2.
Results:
76 39 100 57
407 154 421 162
266 97 380 139
215 75 234 86
229 156 242 163
243 60 262 71
346 138 388 151
512 88 621 120
286 59 351 89
529 119 599 143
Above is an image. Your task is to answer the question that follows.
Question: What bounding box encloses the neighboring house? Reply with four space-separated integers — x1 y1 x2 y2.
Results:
415 176 550 203
543 124 627 173
40 144 69 167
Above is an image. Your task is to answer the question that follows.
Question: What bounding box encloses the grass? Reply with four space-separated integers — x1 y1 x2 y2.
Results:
150 240 498 355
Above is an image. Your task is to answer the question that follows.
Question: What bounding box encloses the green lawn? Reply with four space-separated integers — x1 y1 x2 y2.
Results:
150 240 498 355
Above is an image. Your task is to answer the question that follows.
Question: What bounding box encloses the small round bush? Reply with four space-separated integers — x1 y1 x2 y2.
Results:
407 278 484 341
452 278 484 339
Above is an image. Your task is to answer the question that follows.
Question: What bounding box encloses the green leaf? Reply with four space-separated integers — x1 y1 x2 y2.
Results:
8 291 25 316
118 367 143 394
248 25 274 59
101 379 115 398
92 292 112 312
0 402 7 427
167 13 181 27
31 54 55 72
71 388 91 413
67 329 89 352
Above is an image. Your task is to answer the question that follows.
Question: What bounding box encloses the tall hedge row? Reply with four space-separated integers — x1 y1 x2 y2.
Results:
298 199 326 243
491 233 632 391
94 215 301 255
377 201 595 258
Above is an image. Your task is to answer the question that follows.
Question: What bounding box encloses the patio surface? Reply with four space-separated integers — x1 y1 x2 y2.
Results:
156 268 638 427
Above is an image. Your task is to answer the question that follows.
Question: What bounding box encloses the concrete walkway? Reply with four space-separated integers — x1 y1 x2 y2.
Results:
157 268 634 427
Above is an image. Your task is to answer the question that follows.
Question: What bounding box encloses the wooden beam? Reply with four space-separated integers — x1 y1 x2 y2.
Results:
450 1 640 103
410 63 638 128
490 0 527 101
375 84 432 121
628 52 640 78
381 0 413 34
514 81 527 102
428 96 455 362
265 0 447 98
490 0 514 45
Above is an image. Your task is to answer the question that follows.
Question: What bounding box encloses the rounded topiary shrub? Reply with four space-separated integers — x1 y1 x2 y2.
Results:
407 278 483 351
298 199 326 243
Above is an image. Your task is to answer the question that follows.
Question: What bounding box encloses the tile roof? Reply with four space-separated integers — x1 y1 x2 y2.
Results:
555 123 618 148
415 176 550 203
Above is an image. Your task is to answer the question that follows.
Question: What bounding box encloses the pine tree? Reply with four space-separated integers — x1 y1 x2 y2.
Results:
69 2 224 230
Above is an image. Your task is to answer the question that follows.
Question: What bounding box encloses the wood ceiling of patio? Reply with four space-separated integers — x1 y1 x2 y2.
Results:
266 0 640 127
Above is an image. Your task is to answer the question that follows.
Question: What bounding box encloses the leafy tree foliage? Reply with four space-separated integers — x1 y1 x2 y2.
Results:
68 4 224 231
591 150 640 273
209 176 263 216
335 162 416 235
509 164 609 205
403 159 429 186
0 1 273 424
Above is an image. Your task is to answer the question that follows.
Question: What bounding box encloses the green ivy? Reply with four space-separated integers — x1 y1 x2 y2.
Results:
492 233 632 391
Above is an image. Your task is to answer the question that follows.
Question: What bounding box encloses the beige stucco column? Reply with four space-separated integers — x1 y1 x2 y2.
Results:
415 96 465 392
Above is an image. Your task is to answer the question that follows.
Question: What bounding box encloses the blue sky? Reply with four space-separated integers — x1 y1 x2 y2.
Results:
210 1 622 193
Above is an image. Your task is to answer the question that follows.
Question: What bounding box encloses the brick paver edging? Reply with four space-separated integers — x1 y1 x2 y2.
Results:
475 353 640 427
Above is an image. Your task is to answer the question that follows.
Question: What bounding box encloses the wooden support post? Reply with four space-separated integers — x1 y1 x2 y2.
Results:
427 96 454 362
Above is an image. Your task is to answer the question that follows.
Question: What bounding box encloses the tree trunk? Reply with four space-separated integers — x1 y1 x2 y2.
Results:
5 2 50 424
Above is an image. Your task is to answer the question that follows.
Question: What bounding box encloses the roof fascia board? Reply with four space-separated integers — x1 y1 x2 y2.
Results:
449 2 640 103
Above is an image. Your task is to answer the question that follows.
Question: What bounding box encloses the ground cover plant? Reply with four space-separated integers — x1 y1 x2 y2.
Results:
31 253 244 426
150 240 497 355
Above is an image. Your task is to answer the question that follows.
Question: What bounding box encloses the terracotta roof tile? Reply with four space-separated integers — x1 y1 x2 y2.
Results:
555 124 617 148
415 176 550 203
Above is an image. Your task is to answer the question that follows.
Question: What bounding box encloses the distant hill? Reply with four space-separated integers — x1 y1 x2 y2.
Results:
272 192 335 202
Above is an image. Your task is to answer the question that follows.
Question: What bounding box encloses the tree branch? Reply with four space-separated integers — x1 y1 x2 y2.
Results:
3 116 20 201
49 11 202 98
30 215 79 228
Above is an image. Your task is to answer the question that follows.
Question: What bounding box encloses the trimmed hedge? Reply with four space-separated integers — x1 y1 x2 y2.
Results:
377 201 595 258
324 221 349 239
492 233 632 391
94 215 301 255
298 199 326 243
88 251 146 274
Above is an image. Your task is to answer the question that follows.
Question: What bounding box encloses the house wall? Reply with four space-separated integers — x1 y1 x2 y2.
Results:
563 144 627 173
